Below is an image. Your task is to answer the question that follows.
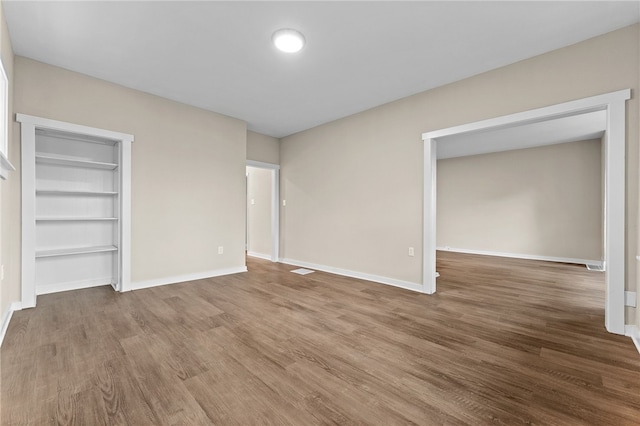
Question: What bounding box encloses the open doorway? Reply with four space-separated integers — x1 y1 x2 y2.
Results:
246 160 280 262
422 89 631 335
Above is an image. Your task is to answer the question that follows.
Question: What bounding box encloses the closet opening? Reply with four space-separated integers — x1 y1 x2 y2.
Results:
18 114 134 308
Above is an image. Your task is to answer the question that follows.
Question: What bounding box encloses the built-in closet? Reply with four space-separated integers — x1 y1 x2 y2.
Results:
18 114 133 308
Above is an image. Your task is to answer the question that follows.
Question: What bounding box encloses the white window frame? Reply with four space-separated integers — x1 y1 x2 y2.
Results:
0 57 14 179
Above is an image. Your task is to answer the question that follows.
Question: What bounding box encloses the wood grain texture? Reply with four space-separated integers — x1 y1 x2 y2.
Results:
2 252 639 425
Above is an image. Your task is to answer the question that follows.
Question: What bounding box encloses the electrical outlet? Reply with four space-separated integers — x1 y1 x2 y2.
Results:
0 265 4 280
408 247 415 257
218 246 224 255
282 200 286 206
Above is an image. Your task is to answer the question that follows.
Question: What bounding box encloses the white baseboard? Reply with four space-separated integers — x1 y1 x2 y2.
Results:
36 277 112 295
1 301 22 348
129 266 248 291
279 258 423 293
247 251 272 261
625 325 640 355
436 246 602 268
625 291 637 308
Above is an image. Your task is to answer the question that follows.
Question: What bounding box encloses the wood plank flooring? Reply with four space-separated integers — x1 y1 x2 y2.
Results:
2 252 640 425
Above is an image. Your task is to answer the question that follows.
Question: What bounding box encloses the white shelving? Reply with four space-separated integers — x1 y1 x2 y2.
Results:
36 217 119 221
35 153 118 170
19 114 134 307
36 245 118 258
36 189 118 196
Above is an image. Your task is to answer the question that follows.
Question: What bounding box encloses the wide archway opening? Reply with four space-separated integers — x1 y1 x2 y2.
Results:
422 89 630 335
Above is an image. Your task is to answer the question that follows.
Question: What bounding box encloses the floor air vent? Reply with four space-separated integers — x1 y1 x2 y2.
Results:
291 268 315 275
586 264 604 272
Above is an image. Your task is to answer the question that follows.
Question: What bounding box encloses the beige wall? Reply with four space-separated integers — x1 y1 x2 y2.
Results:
437 140 603 261
0 1 16 325
247 130 280 164
13 57 248 286
280 24 639 325
247 166 273 257
637 22 640 330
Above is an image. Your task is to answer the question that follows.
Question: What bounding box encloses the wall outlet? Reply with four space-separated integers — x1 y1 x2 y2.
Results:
218 246 224 255
408 247 415 257
251 199 255 205
0 264 3 280
282 200 286 206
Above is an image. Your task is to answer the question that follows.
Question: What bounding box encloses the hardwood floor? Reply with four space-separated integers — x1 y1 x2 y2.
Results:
2 252 640 425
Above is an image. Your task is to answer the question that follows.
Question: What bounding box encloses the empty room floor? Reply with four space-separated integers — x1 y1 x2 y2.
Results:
2 252 640 425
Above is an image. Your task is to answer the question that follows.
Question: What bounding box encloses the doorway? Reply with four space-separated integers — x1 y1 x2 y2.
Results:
246 160 280 262
422 89 631 335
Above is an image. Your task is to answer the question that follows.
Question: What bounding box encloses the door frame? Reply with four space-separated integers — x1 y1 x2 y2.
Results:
246 160 280 262
421 89 631 335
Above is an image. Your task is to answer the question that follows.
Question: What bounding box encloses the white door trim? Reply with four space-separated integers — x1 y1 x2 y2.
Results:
421 89 631 335
246 160 280 262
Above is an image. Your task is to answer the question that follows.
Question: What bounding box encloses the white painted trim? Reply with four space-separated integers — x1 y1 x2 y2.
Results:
604 99 627 335
20 121 37 309
625 291 637 308
422 89 630 335
119 138 132 291
247 251 272 261
0 57 8 158
423 137 437 294
436 246 603 268
246 160 280 262
624 325 640 355
16 114 134 143
0 302 22 348
36 278 113 295
272 168 280 262
280 258 423 293
129 266 248 291
422 89 630 141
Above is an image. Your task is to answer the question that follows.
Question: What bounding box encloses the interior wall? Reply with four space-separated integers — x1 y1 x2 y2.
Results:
0 0 16 325
437 139 602 262
247 130 280 164
637 23 640 330
280 23 639 325
246 166 273 258
13 57 248 286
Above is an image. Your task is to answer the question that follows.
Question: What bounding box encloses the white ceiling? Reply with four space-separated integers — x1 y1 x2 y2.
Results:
3 1 639 138
436 110 607 159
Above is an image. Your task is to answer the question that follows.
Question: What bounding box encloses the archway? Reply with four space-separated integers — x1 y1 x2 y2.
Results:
422 89 631 335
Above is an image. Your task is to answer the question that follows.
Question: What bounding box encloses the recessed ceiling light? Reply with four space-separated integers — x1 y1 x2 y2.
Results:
272 28 305 53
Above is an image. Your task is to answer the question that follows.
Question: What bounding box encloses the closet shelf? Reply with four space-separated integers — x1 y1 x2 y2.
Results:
36 189 118 196
35 153 118 170
36 217 118 222
36 245 118 258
